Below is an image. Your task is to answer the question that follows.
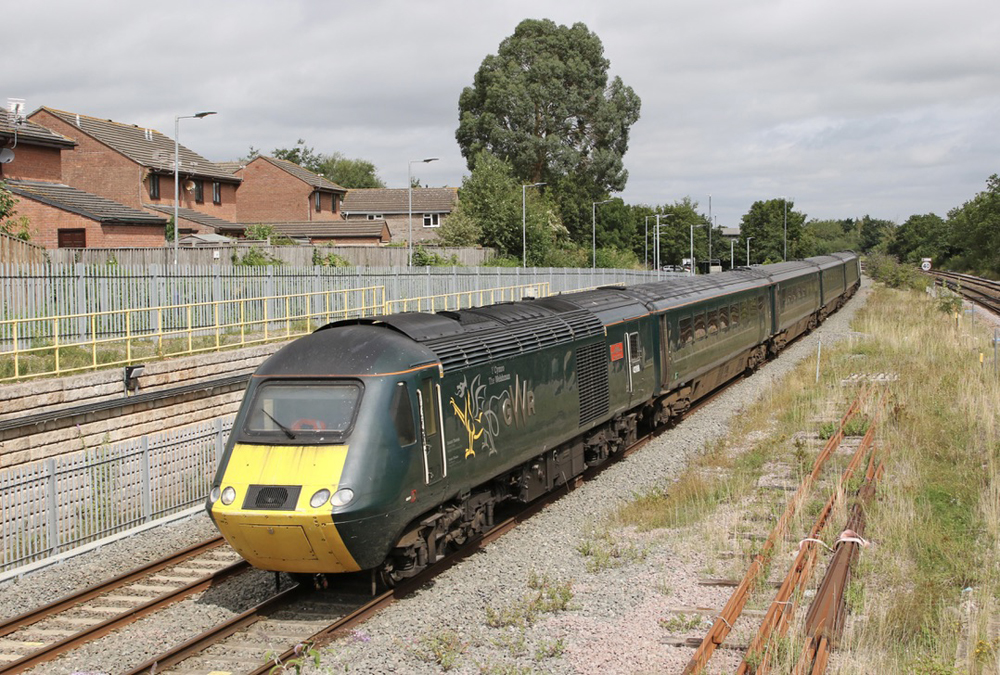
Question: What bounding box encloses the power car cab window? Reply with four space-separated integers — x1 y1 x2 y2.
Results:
391 382 417 446
241 381 361 443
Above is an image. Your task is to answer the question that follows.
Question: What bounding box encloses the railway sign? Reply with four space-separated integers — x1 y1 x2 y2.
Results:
920 258 932 271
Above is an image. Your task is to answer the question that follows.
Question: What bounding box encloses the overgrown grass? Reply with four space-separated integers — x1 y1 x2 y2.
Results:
605 284 1000 672
836 287 1000 673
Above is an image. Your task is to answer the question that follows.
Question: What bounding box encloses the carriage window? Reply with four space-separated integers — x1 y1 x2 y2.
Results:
730 304 740 328
707 309 718 336
719 306 728 331
391 382 416 446
694 313 706 340
679 317 693 346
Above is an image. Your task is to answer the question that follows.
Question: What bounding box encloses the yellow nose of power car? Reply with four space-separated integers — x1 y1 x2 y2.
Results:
209 443 360 573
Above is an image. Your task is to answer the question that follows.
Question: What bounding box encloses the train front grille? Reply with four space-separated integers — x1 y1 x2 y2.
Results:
243 485 301 510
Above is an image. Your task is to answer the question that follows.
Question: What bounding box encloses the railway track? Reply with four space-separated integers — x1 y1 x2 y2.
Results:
930 270 1000 316
679 386 891 675
0 537 248 674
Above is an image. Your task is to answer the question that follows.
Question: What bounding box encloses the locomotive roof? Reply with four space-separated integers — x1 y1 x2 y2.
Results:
623 270 771 312
803 254 849 271
259 324 438 377
325 298 605 373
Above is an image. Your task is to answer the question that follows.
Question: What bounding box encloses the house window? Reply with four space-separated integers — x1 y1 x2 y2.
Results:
58 229 86 248
367 214 383 221
149 174 160 200
315 191 322 212
194 180 204 204
212 182 221 205
423 213 440 228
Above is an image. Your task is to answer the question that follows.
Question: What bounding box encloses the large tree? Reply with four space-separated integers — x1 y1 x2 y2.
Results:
947 174 1000 275
739 199 807 263
271 140 385 188
456 19 641 241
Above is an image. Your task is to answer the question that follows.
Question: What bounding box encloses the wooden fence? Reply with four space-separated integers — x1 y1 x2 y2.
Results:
45 244 493 268
0 232 48 267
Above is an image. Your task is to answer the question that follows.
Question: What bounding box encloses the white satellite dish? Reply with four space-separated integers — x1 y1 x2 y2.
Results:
0 148 14 164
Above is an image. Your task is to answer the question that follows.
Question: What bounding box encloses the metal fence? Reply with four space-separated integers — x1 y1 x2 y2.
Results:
0 263 655 324
1 417 233 574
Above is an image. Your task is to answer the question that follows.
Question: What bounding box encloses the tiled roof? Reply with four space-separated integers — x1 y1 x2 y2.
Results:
263 221 389 239
145 204 242 232
255 156 347 192
0 109 76 148
341 187 458 214
214 161 244 175
7 180 168 225
35 107 238 182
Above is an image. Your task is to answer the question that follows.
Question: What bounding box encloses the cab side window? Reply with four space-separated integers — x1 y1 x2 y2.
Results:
391 382 416 446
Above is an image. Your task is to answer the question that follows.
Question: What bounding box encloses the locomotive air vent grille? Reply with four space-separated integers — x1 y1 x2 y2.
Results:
243 485 302 511
576 341 610 426
560 311 605 340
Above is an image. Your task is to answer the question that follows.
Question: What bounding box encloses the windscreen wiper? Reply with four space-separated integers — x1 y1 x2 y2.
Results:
262 410 296 439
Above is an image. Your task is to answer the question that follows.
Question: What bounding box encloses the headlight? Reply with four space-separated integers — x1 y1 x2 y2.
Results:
331 488 355 507
209 486 221 503
221 486 236 505
310 489 331 508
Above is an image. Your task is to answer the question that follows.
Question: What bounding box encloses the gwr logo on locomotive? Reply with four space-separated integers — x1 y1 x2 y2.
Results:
450 368 536 459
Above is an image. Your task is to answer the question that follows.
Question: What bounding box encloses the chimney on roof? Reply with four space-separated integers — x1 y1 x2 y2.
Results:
75 114 80 126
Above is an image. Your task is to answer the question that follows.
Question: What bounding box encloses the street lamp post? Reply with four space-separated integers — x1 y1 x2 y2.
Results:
592 199 612 269
173 111 216 265
747 236 754 266
644 215 650 270
730 238 735 269
655 213 674 278
689 222 695 275
782 197 788 261
708 194 712 264
408 157 438 266
522 182 545 268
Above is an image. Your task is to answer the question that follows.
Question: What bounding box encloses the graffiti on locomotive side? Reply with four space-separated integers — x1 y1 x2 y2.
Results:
451 368 536 459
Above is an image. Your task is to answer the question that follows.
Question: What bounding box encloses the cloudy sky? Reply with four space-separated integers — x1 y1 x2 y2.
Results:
7 0 999 229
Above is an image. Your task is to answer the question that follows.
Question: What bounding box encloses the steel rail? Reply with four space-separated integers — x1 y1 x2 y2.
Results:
792 455 884 675
681 385 870 675
0 536 225 638
0 551 248 674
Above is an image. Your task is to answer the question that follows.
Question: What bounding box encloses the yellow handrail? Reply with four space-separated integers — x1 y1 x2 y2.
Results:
0 282 552 382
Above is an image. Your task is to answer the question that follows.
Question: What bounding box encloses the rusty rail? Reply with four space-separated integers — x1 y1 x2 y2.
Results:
792 451 884 675
736 391 886 674
681 386 870 674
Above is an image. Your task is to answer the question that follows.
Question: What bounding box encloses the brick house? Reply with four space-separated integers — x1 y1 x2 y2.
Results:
234 155 347 224
28 107 240 239
2 107 167 248
5 180 168 248
341 187 458 247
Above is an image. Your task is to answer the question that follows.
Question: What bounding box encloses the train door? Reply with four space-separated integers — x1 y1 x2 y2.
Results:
623 322 642 404
416 377 447 485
